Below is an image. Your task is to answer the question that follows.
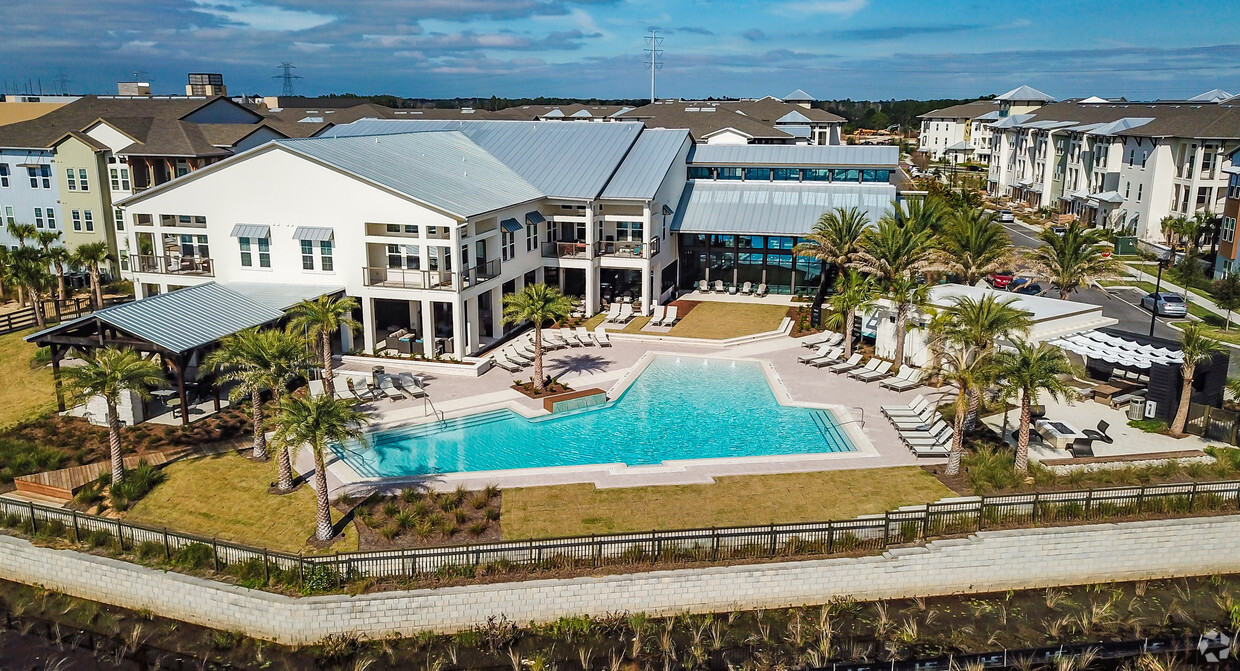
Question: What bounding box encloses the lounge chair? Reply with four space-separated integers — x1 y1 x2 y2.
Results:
882 393 927 416
899 419 947 441
374 377 402 401
542 331 568 349
559 329 584 347
1081 420 1113 444
593 326 612 346
889 405 937 430
616 303 634 323
648 305 666 326
846 358 882 379
854 360 893 383
807 347 846 367
713 280 725 293
755 283 768 297
660 305 679 326
904 425 954 451
800 332 834 348
575 326 595 346
697 279 709 293
392 374 427 399
603 303 622 323
490 355 522 373
740 281 753 295
346 377 377 402
1067 438 1096 458
881 368 924 392
910 441 951 458
533 333 563 351
826 353 863 374
504 347 532 364
798 344 834 364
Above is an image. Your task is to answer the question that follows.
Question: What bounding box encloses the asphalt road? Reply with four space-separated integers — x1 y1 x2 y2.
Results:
998 220 1181 341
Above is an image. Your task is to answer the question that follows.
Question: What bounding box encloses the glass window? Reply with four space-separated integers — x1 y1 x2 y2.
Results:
738 235 765 249
35 208 45 229
710 234 735 248
257 237 270 268
114 209 124 231
66 168 76 191
687 166 713 180
802 168 831 182
239 237 253 267
832 169 860 182
301 240 315 270
743 167 771 181
320 240 333 271
79 168 88 191
5 206 14 225
46 208 55 229
769 236 795 250
0 163 8 187
120 168 130 191
83 210 93 231
27 166 39 188
526 222 537 251
40 165 50 188
717 167 743 180
772 168 800 181
110 168 119 190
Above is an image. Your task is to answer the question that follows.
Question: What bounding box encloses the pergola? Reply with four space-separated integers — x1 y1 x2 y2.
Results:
27 282 343 425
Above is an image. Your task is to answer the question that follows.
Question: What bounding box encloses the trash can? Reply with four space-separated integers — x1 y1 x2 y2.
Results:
1127 398 1147 420
371 365 385 387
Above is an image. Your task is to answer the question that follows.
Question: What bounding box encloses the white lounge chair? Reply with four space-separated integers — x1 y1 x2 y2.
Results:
559 329 584 347
740 281 753 295
888 406 937 431
846 358 882 379
593 326 612 346
575 326 595 346
491 354 523 373
798 344 834 364
826 353 863 373
800 332 834 348
755 283 768 297
884 397 932 420
376 376 404 400
660 305 679 326
882 393 927 416
603 303 622 323
805 347 844 368
346 377 378 402
900 420 948 443
713 280 725 293
854 360 893 383
882 368 924 392
616 303 634 323
910 441 951 458
647 305 666 326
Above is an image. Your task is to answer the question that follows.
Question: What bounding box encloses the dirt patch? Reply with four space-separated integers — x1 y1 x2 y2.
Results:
347 486 503 551
510 381 572 398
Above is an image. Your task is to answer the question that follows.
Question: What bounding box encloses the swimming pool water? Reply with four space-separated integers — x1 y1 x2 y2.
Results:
337 356 856 477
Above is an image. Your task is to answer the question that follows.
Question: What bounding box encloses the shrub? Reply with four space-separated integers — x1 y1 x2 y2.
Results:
483 484 501 500
400 487 422 503
468 521 488 537
108 462 167 512
73 482 104 508
135 540 165 561
393 511 416 530
171 542 214 570
0 438 66 484
382 501 400 518
316 633 361 665
413 518 434 540
485 507 501 522
379 524 399 541
469 492 490 510
453 508 469 524
412 500 432 517
303 564 338 592
85 529 114 548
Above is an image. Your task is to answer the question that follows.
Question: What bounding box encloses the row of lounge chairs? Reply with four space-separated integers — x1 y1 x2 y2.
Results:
696 279 769 297
603 303 634 324
881 394 952 457
645 304 680 327
797 333 925 389
489 327 612 372
345 374 426 403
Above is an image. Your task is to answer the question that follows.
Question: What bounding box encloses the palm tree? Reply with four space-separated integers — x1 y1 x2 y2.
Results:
72 241 112 310
255 331 315 491
35 230 70 322
271 394 367 542
824 269 877 358
61 348 165 484
854 212 938 282
286 295 359 398
888 196 950 234
6 222 36 247
942 294 1034 431
1170 323 1222 436
885 273 930 369
1028 221 1122 300
996 341 1078 472
0 245 11 302
205 328 289 461
502 283 573 391
792 206 870 302
936 341 1000 476
936 208 1014 285
8 246 50 328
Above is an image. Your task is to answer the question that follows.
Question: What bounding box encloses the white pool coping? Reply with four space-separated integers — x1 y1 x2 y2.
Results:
327 352 880 492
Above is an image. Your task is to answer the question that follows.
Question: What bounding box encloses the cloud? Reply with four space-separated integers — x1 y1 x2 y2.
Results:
826 23 983 41
741 28 766 41
675 26 714 36
776 0 867 16
190 0 335 31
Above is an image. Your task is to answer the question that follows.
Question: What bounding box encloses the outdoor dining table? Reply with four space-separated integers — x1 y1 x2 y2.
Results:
1034 419 1087 450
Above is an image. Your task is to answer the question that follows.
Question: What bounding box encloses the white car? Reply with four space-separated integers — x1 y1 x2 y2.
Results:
998 209 1015 223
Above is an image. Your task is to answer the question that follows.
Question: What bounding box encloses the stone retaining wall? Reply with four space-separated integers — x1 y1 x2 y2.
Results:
2 515 1238 644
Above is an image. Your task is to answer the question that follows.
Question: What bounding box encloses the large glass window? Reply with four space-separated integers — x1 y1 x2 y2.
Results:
794 256 823 295
687 166 713 180
738 235 765 249
241 237 270 268
765 253 793 293
743 167 771 181
802 168 831 181
737 252 764 286
772 168 800 181
769 236 795 250
717 167 743 180
832 169 860 182
710 234 735 248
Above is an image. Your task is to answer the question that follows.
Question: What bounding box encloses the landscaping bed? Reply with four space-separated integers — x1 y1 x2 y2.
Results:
347 485 502 550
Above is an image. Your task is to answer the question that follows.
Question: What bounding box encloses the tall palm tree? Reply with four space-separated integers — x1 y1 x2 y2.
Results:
792 206 870 301
1170 323 1222 436
205 328 291 461
255 331 315 491
942 294 1034 431
35 230 69 322
1028 221 1122 300
502 283 573 391
61 347 165 484
888 196 950 234
71 241 112 310
272 394 367 542
824 269 877 358
885 273 930 369
286 295 359 398
996 341 1078 472
936 341 999 476
935 208 1014 285
0 246 11 302
8 246 50 328
6 222 36 247
854 212 938 282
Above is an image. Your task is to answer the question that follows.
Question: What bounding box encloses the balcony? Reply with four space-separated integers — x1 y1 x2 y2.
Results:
596 238 659 259
363 266 455 291
462 259 501 288
542 241 592 259
134 255 214 277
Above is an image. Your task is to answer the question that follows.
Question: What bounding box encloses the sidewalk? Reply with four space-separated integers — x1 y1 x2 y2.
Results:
1110 263 1233 324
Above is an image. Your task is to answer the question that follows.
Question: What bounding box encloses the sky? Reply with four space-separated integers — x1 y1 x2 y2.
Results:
3 0 1240 101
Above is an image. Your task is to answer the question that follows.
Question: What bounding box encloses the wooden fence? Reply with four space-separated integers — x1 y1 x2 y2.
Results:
0 296 129 336
1185 403 1240 445
2 480 1239 588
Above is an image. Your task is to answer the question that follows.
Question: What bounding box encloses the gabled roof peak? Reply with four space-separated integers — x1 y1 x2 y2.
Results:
996 85 1055 103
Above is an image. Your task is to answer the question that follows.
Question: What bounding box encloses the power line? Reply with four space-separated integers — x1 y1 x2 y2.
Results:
273 62 303 97
643 29 663 103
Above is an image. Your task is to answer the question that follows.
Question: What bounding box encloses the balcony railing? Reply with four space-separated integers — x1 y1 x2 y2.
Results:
363 266 455 291
462 259 501 288
542 241 592 259
133 255 214 277
596 237 659 259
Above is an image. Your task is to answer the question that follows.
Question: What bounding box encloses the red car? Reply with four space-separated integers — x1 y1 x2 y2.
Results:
989 271 1015 289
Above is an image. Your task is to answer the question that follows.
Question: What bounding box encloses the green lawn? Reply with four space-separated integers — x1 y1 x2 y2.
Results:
584 302 789 340
1171 321 1240 346
501 467 954 539
0 330 56 431
125 452 358 554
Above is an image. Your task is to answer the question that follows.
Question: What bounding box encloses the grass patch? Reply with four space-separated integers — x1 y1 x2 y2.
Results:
1170 321 1240 346
125 452 358 554
501 467 953 538
1128 418 1171 434
581 302 789 339
0 330 56 431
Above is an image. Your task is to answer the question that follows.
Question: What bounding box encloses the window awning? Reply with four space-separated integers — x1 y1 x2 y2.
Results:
292 226 334 241
500 218 523 233
525 211 546 226
230 224 270 238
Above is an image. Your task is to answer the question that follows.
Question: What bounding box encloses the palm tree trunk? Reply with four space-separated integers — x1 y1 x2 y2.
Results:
321 330 335 397
313 445 334 541
534 324 546 390
30 287 45 328
1015 391 1031 473
843 310 856 357
90 266 102 310
964 386 981 432
251 390 268 461
893 307 908 368
273 389 294 491
55 264 65 303
946 397 968 476
107 399 125 484
1171 366 1196 435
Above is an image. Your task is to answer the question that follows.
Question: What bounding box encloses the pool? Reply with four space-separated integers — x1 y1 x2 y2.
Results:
336 356 857 478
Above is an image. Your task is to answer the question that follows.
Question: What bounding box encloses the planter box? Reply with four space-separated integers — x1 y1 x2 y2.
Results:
340 355 492 378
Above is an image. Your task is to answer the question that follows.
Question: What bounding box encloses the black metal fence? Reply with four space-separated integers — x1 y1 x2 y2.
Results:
3 480 1238 587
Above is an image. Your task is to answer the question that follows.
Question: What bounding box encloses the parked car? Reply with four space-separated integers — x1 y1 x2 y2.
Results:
1141 292 1188 317
1009 278 1044 296
989 271 1015 289
998 209 1015 223
967 164 983 172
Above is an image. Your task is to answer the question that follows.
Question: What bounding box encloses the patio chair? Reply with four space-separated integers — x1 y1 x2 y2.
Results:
377 376 404 401
798 344 832 364
755 284 768 297
545 331 572 348
345 377 376 402
846 358 883 379
1067 438 1096 458
490 355 522 373
881 368 923 392
803 346 844 367
648 305 666 326
660 305 679 326
603 303 623 323
616 303 634 323
504 347 532 365
532 333 563 351
740 281 753 295
905 426 954 451
559 329 584 347
826 353 863 373
800 331 833 348
392 374 427 399
854 360 893 383
910 441 951 458
713 280 725 293
575 326 595 346
889 406 937 431
1081 420 1113 444
882 394 927 416
593 326 612 346
899 419 948 442
697 279 709 293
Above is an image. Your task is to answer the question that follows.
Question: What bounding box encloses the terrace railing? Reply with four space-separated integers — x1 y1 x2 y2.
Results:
363 266 456 291
0 296 130 337
2 480 1238 586
462 259 501 289
542 241 592 260
133 255 214 276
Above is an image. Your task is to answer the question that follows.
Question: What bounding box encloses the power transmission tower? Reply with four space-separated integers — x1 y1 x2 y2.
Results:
274 62 302 97
643 29 663 104
55 73 71 95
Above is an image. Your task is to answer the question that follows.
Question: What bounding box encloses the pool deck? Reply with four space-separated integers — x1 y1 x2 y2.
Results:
302 333 942 494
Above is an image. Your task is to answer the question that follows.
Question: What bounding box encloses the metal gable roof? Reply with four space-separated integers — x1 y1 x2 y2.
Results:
671 181 895 236
600 128 689 200
276 131 542 217
687 144 898 167
996 85 1055 102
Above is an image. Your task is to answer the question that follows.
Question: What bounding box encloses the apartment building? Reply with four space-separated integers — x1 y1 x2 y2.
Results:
116 120 897 359
0 146 58 249
986 97 1240 242
1214 160 1240 275
617 92 845 145
918 85 1054 163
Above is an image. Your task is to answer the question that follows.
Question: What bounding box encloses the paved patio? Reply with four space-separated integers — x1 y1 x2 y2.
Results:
307 332 939 494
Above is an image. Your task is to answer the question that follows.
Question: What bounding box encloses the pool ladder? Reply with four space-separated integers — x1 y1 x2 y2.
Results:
836 406 865 429
421 392 445 422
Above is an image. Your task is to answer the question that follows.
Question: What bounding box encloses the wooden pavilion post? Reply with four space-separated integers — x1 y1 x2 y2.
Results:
50 344 66 411
172 353 190 426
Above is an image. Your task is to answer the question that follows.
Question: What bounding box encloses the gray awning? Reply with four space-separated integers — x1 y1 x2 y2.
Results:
292 226 334 241
525 211 546 226
230 224 270 238
500 218 523 233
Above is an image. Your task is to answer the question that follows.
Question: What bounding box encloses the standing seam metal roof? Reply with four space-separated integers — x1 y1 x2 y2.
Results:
600 129 689 200
687 144 899 167
671 181 895 236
